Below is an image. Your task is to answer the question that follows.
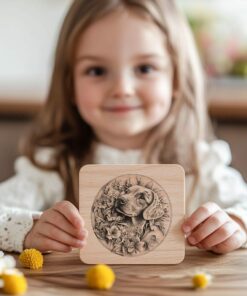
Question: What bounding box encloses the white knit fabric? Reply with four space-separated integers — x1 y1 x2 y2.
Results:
94 143 145 164
0 140 247 252
0 148 64 252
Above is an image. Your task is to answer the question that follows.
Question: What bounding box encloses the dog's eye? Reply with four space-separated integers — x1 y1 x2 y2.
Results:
137 198 146 206
138 193 145 199
136 193 146 206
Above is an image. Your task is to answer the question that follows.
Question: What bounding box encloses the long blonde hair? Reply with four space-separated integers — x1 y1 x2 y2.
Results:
22 0 210 206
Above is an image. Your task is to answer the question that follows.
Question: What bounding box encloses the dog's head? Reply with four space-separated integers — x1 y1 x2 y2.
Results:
115 185 164 220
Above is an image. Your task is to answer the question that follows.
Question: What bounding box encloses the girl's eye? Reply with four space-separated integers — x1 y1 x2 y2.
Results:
136 64 155 75
85 67 106 77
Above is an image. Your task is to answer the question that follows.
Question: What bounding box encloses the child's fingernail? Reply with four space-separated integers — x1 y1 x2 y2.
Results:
77 240 86 247
183 225 191 233
188 236 197 245
78 230 88 239
81 230 88 238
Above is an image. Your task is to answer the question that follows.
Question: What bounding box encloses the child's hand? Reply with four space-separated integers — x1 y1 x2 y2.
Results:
24 201 88 253
182 202 247 254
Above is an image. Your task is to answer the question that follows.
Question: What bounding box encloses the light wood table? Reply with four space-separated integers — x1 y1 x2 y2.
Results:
4 246 247 296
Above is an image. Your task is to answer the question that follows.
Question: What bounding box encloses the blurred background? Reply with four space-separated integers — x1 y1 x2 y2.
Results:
0 0 247 182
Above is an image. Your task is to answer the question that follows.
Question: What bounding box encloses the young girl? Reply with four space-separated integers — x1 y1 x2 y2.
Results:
1 0 247 254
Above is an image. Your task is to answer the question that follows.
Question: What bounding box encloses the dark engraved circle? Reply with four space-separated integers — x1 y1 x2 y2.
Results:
91 174 172 257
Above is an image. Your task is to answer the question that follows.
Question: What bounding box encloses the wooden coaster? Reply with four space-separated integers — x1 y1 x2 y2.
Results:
79 164 185 264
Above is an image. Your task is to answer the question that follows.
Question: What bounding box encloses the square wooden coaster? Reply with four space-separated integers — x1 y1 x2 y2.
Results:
79 164 185 264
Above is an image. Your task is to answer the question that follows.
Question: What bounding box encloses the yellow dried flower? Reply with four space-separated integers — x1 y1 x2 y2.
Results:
86 264 115 290
192 272 212 289
19 249 43 270
1 269 27 295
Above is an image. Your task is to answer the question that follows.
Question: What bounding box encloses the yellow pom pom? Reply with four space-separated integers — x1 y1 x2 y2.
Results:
192 272 212 289
86 264 115 290
2 269 27 295
19 249 43 270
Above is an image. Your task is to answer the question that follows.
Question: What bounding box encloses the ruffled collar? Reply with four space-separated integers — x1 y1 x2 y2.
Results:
93 142 144 164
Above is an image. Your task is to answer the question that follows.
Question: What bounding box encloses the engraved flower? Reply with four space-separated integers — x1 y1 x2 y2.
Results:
135 241 147 253
105 212 118 222
103 208 112 221
94 221 108 240
106 225 121 240
107 189 120 202
98 196 111 208
95 215 104 224
123 237 145 255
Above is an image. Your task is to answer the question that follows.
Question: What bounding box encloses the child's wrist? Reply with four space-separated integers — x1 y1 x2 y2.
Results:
24 220 38 249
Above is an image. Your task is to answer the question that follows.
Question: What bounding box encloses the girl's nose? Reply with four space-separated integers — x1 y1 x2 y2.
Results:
110 72 135 99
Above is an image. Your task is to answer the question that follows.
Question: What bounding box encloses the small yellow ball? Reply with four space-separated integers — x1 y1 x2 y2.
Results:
192 273 211 289
2 271 28 295
19 249 43 270
86 264 115 290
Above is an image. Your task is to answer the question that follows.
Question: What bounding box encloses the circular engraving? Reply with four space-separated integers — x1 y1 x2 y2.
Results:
91 174 172 257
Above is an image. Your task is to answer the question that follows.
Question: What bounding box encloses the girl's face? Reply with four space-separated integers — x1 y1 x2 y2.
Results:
74 9 173 149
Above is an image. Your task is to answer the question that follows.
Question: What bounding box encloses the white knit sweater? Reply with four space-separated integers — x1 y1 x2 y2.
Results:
1 140 247 252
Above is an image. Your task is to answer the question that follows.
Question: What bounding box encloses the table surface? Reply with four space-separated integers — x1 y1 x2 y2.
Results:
2 246 247 296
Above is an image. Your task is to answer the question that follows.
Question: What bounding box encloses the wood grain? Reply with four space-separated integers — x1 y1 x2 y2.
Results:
79 164 185 264
8 246 247 296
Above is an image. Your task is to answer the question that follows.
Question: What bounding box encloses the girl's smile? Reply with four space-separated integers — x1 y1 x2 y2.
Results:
74 8 173 149
102 105 143 113
102 98 144 114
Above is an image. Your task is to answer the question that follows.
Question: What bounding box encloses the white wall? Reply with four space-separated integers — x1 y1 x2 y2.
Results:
0 0 246 104
0 0 72 103
178 0 247 35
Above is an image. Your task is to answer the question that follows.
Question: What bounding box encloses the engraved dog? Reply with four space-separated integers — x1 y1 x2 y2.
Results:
115 185 165 248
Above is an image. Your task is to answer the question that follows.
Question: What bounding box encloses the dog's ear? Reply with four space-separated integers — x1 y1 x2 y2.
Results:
143 192 164 220
143 189 153 204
